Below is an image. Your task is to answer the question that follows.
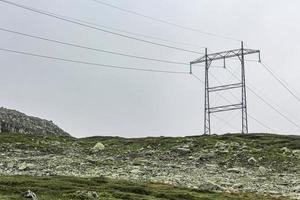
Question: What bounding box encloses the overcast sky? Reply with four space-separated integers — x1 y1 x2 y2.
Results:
0 0 300 138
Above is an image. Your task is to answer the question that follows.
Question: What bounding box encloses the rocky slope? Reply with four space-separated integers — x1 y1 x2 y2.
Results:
0 133 299 199
0 107 69 136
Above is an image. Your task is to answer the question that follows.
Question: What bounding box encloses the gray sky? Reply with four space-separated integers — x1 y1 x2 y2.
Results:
0 0 300 138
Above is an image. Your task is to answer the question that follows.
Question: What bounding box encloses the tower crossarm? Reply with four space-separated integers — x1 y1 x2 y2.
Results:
190 49 260 64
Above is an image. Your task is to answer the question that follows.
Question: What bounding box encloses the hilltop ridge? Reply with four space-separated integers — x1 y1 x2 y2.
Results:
0 107 69 136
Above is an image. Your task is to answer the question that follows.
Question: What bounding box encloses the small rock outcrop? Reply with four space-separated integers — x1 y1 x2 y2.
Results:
0 107 69 136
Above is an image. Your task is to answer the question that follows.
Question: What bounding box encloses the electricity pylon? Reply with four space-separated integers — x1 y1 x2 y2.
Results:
190 42 260 135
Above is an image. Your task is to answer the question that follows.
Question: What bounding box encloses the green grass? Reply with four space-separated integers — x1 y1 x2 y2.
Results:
0 176 286 200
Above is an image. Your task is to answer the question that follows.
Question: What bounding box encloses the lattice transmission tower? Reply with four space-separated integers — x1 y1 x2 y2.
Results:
190 42 261 135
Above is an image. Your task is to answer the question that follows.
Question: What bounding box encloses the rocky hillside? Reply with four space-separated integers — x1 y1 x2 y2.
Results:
0 107 69 136
0 133 299 199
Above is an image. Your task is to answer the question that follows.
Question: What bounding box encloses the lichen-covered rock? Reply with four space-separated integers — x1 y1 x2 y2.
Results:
214 142 229 152
281 147 291 154
91 142 105 152
172 147 191 155
0 107 69 136
18 163 35 171
227 167 244 174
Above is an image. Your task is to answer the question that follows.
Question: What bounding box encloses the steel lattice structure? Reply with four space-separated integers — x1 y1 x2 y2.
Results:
190 42 260 135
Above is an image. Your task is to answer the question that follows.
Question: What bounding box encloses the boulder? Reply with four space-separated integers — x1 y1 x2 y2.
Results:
18 163 35 171
91 142 105 152
214 142 229 152
281 147 291 154
227 167 243 173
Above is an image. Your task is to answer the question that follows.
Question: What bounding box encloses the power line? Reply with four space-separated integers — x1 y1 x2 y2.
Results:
0 48 189 74
0 27 188 66
247 86 300 130
248 114 275 133
18 2 206 49
226 67 300 130
90 0 241 42
0 0 203 55
214 112 241 133
260 62 300 103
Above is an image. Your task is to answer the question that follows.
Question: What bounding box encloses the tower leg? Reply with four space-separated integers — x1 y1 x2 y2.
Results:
241 41 249 134
204 48 211 135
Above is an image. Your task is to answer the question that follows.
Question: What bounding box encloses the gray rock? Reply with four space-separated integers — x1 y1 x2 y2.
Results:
18 163 27 171
281 147 291 154
18 163 35 171
24 190 38 200
215 142 229 150
173 147 191 155
227 168 243 173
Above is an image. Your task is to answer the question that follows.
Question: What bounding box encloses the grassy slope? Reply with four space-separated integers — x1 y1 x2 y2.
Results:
0 176 285 200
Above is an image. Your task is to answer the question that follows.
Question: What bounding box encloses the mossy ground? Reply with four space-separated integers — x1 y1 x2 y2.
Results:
0 175 286 200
